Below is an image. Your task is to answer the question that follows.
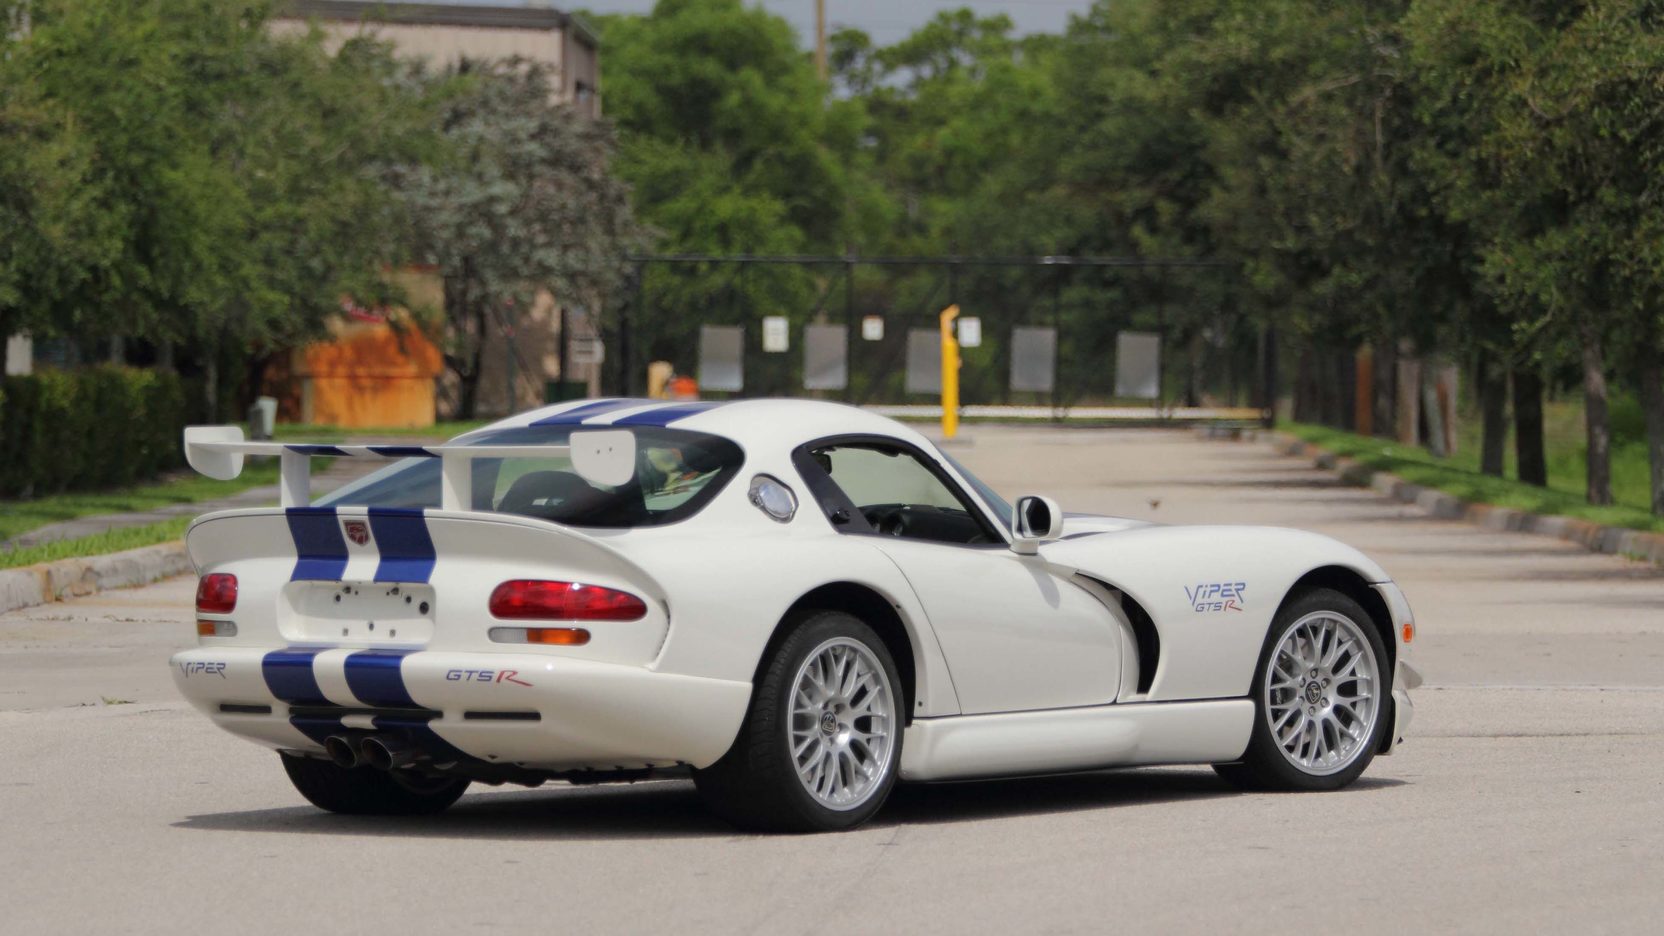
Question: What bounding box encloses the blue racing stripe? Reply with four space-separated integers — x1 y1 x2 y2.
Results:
263 648 330 706
611 401 723 426
287 507 348 581
529 398 639 426
285 444 350 457
344 649 419 709
368 507 436 583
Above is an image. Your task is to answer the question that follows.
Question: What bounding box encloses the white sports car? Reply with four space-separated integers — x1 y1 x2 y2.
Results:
173 398 1418 832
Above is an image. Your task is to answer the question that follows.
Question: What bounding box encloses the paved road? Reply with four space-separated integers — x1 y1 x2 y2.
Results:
2 427 1660 934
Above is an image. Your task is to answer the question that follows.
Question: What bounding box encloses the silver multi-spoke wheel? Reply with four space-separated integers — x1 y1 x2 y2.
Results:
1266 610 1380 776
788 637 896 811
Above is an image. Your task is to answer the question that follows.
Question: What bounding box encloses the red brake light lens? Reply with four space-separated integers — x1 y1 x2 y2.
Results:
196 574 238 614
489 580 646 622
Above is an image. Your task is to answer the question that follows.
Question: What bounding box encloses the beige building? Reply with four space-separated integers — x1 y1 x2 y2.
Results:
275 1 599 115
273 1 606 417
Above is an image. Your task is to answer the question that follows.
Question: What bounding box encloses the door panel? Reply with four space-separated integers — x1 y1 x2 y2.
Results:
875 539 1122 714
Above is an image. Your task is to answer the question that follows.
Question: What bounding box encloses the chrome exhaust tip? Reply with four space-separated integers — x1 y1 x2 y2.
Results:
323 734 362 769
359 735 416 771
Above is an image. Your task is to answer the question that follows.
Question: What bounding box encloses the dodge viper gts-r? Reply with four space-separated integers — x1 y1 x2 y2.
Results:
173 398 1418 832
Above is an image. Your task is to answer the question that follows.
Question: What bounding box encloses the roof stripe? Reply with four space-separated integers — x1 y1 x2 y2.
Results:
528 398 638 426
611 401 724 427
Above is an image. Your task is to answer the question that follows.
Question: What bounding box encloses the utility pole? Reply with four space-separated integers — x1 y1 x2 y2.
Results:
814 0 827 82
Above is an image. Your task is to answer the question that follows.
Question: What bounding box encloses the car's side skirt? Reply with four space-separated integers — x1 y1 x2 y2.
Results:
898 698 1253 782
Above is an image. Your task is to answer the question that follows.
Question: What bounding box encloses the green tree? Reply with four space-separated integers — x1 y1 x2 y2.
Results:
595 0 863 383
394 58 642 418
3 0 434 413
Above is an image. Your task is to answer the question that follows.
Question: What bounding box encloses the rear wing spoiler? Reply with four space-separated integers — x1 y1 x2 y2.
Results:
183 426 637 509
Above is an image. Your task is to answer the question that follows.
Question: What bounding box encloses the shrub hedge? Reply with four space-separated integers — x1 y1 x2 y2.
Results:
0 366 192 498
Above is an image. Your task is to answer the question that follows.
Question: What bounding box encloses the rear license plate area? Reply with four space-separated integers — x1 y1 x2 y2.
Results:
285 582 437 643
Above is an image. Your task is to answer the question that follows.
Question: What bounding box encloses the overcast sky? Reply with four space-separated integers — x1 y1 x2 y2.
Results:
444 2 1099 47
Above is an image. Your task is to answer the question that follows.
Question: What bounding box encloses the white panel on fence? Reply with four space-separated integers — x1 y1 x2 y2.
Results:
1010 326 1057 393
803 324 848 391
956 317 982 348
905 329 941 395
861 315 884 341
698 325 745 392
1114 331 1161 400
762 316 789 353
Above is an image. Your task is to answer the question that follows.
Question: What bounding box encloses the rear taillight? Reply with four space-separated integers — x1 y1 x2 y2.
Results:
196 574 238 614
488 580 646 622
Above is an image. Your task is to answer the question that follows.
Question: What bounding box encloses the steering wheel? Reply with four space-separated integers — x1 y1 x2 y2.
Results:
860 504 909 536
877 509 908 537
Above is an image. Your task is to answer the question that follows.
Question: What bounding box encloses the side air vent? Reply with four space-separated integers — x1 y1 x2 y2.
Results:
1120 595 1161 695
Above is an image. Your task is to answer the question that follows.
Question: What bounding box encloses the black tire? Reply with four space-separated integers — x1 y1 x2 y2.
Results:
1214 587 1391 792
280 752 470 815
694 611 904 833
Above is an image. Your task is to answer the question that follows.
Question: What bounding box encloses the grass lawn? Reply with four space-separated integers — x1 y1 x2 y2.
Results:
0 462 286 544
1285 399 1664 533
0 516 192 570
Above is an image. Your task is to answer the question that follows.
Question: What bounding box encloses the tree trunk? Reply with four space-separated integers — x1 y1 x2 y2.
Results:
1639 336 1664 516
1373 341 1396 440
1513 369 1548 487
1478 352 1508 477
1580 321 1612 505
204 353 219 424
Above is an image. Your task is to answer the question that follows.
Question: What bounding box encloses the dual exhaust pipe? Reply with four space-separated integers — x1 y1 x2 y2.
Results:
324 733 417 771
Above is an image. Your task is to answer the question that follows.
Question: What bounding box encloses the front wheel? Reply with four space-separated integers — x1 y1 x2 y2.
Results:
1215 587 1390 792
280 752 470 815
694 611 904 832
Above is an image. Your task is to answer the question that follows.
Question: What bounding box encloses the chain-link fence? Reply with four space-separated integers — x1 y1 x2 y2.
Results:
602 254 1265 415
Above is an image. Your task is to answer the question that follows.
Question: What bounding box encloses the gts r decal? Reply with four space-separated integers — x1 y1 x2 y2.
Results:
446 669 533 687
1185 581 1246 613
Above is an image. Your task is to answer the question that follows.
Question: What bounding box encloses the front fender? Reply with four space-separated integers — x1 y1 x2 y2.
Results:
1039 525 1392 701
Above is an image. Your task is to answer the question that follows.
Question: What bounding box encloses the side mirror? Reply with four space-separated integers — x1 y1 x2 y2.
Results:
1011 494 1064 554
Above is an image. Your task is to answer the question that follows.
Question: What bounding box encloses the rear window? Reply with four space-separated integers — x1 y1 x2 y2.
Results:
315 426 744 528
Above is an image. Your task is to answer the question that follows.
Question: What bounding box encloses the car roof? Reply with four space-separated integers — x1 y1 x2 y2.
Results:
458 398 936 454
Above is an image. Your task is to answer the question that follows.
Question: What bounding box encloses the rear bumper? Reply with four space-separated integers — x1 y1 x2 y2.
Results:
170 646 752 771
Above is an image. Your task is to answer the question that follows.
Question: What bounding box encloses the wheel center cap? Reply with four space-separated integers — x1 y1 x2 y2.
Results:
1304 681 1324 705
819 711 839 735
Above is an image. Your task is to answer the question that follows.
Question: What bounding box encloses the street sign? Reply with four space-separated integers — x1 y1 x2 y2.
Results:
861 315 884 341
568 336 604 365
762 316 789 353
956 316 982 348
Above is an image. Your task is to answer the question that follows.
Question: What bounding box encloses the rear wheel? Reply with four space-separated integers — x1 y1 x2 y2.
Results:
694 611 903 832
1215 588 1389 791
280 752 470 815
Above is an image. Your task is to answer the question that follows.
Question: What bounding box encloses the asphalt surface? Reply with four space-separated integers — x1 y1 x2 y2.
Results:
2 427 1660 934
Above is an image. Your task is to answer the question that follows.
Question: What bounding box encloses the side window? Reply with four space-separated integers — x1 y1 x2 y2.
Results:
810 443 997 546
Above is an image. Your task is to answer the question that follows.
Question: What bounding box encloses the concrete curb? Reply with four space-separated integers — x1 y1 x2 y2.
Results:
1196 425 1664 565
0 540 191 616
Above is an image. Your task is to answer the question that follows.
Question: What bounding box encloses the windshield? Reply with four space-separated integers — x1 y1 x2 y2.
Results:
940 451 1012 529
316 426 744 529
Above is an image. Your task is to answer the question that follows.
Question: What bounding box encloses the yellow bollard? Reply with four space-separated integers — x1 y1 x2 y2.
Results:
940 304 961 439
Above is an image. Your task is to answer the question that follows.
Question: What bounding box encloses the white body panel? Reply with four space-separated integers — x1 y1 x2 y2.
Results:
172 397 1418 784
871 540 1122 714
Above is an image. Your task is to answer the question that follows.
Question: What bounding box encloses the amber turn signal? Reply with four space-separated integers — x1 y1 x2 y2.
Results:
526 627 591 646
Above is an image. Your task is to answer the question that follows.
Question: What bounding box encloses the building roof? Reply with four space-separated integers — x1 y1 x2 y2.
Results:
280 1 598 48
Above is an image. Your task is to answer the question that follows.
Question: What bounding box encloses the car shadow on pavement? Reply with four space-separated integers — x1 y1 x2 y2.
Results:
173 768 1406 842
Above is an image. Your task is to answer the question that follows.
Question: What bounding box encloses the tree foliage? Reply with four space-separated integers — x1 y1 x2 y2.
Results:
394 58 643 418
